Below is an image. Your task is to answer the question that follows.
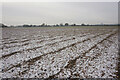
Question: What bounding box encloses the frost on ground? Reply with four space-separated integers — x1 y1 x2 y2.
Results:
1 27 119 78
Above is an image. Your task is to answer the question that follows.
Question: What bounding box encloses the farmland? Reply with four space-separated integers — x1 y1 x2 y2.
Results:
1 26 119 78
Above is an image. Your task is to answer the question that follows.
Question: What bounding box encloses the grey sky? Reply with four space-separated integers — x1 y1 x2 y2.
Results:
2 2 118 25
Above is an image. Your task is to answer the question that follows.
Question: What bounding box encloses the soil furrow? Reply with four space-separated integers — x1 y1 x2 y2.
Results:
2 33 98 72
11 31 112 76
46 31 117 78
65 31 117 69
1 33 90 59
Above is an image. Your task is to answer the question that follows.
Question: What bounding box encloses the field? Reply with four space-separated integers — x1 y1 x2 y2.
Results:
0 26 119 78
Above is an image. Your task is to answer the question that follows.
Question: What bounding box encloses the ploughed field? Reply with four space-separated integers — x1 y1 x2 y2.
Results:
1 27 119 78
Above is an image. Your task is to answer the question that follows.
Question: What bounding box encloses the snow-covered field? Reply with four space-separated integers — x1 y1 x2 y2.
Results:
1 27 119 78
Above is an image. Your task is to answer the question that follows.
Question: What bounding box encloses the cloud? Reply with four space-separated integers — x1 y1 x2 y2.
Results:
2 2 118 25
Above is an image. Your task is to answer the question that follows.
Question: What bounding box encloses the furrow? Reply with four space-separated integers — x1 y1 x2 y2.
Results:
1 32 91 59
2 32 95 72
65 31 117 69
2 32 99 72
46 31 117 78
3 31 113 77
2 35 62 49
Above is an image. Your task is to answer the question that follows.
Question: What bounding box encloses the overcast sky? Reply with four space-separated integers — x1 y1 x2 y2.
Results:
2 2 118 25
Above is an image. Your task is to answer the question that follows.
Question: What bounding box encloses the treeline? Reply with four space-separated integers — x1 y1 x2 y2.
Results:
0 23 8 27
0 23 119 28
9 23 77 27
